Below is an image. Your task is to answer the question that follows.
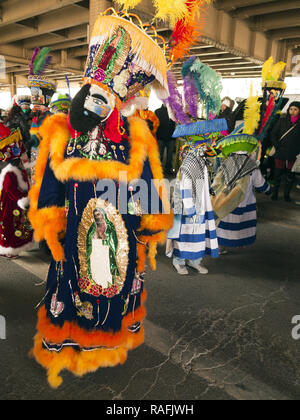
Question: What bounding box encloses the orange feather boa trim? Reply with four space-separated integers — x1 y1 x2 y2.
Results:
31 291 147 388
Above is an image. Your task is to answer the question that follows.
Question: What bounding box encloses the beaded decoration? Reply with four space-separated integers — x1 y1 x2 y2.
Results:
83 9 170 107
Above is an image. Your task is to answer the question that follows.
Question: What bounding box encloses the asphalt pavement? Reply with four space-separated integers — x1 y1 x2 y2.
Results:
0 198 299 400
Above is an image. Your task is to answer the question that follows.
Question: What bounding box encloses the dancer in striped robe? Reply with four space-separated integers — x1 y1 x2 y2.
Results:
168 147 219 275
217 168 271 248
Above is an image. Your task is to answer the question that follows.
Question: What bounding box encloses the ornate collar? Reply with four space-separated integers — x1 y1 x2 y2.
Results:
39 114 163 184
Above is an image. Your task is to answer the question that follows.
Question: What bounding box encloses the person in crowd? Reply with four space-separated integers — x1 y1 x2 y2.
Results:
270 101 300 202
0 123 34 259
214 98 235 174
215 162 271 252
167 146 219 275
27 48 57 175
218 97 235 135
0 109 7 123
5 96 32 154
155 104 176 175
49 93 71 115
212 135 272 252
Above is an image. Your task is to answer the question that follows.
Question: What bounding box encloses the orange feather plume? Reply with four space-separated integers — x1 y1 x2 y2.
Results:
170 0 212 64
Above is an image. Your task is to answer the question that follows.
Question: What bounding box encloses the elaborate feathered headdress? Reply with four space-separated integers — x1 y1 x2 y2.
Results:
165 56 222 124
85 2 213 116
261 56 286 90
182 56 222 117
28 47 57 93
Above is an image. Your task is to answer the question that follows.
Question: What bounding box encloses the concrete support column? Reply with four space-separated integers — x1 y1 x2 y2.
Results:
10 73 17 97
277 40 287 63
89 0 111 38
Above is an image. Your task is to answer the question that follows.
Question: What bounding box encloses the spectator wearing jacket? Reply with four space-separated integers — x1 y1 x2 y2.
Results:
270 101 300 202
155 105 176 175
218 98 235 135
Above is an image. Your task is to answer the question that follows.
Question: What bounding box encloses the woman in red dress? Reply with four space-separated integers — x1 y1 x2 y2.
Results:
0 123 34 258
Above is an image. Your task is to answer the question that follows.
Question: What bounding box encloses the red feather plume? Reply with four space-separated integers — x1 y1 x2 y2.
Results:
259 94 276 135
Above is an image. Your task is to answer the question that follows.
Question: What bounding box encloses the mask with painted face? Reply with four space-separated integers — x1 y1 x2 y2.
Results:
83 85 115 121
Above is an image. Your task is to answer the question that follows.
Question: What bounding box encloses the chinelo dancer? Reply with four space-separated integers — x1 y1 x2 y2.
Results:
26 0 216 388
212 86 272 252
165 56 225 275
28 48 56 176
5 95 32 155
0 123 34 259
49 93 72 116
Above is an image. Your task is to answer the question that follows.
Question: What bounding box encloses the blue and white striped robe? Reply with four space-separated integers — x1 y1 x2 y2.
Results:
217 169 271 248
173 167 219 260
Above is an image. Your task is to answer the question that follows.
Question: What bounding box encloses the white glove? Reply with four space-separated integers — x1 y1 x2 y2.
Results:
17 197 30 211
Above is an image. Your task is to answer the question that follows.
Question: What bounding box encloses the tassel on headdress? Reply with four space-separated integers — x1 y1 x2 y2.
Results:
261 57 273 83
165 56 222 123
29 48 40 76
28 47 56 96
116 0 188 26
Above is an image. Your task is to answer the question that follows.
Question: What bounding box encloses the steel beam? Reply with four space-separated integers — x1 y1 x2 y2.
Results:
249 10 300 32
0 5 89 44
0 0 83 27
266 27 300 41
69 47 89 58
231 0 300 19
22 25 88 49
50 40 88 51
215 0 275 12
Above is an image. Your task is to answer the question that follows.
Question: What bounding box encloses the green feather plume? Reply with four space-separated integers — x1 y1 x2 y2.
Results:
33 47 52 75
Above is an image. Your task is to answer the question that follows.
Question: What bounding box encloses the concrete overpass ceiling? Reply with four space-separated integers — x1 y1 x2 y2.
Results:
0 0 91 88
215 0 300 55
0 0 298 90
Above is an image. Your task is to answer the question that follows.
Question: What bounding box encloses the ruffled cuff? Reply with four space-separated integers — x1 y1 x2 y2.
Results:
28 206 67 261
136 213 173 272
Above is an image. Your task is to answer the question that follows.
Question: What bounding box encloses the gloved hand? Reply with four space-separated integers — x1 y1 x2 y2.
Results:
17 197 30 210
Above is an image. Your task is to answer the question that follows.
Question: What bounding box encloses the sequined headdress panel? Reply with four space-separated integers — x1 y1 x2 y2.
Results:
83 14 169 103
